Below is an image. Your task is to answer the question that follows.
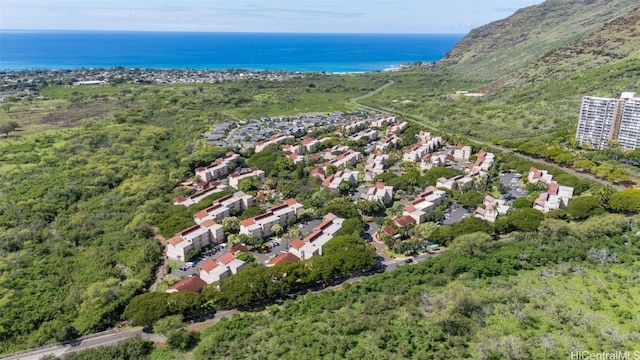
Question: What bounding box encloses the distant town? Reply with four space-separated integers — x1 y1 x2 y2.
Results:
0 67 305 95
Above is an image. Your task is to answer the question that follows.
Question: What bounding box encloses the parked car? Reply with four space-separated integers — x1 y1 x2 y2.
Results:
404 258 413 264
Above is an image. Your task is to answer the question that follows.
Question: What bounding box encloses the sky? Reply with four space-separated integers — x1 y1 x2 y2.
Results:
1 0 544 34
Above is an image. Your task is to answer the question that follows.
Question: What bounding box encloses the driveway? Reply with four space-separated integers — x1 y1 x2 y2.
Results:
443 205 470 224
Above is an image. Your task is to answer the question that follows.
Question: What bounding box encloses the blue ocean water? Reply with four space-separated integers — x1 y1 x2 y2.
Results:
0 31 463 72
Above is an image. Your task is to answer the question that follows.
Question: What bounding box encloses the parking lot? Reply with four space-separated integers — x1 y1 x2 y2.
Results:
500 172 528 200
443 204 471 225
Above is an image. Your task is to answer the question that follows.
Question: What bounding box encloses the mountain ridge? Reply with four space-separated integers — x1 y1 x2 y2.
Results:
442 0 640 79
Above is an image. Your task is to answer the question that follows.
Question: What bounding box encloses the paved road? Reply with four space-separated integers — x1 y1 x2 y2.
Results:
1 309 241 360
1 328 150 360
350 82 626 191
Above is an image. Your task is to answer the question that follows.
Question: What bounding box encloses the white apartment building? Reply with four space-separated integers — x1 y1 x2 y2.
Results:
194 152 240 182
193 191 254 224
255 134 294 153
167 220 225 262
228 167 266 189
239 199 304 239
364 153 389 181
321 169 359 191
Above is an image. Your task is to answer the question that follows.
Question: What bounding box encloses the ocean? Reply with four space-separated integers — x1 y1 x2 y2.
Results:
0 31 463 72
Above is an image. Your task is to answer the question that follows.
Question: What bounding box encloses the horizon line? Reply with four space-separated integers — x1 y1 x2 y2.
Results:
0 28 468 36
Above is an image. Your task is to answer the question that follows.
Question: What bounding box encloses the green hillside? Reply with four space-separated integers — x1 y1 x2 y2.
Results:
442 0 640 79
193 215 640 359
363 5 640 142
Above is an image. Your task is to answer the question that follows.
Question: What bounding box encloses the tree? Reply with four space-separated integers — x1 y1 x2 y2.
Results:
123 292 170 326
511 197 533 209
565 196 604 220
608 190 640 213
338 218 364 236
507 208 544 232
0 122 19 137
240 205 263 220
153 314 184 335
221 216 240 233
235 252 256 263
456 190 484 208
238 177 258 192
449 232 492 256
271 224 283 236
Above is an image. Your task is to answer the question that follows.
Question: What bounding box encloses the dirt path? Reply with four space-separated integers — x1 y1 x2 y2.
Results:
149 227 168 292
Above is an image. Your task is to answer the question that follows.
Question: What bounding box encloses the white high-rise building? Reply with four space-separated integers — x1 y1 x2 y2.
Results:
576 92 640 150
617 94 640 150
575 96 621 150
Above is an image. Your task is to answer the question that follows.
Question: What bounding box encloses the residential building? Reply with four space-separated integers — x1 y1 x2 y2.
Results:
436 175 473 191
474 194 509 223
166 220 225 262
348 129 378 142
375 135 402 152
370 116 396 129
193 191 254 224
394 215 417 228
342 119 369 135
228 167 266 189
533 181 574 213
576 92 640 150
453 145 472 161
421 151 454 170
403 186 446 223
528 167 553 184
267 252 301 267
287 213 344 260
255 134 294 152
239 199 304 239
309 167 326 180
166 276 207 293
323 150 362 170
199 259 231 284
361 182 394 204
194 152 240 182
173 181 227 207
616 94 640 150
299 136 331 153
321 169 359 191
576 95 623 150
403 135 442 163
218 253 247 274
385 121 407 136
364 153 389 181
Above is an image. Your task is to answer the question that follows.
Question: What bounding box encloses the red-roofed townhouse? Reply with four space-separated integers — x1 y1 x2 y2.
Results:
267 252 301 267
166 276 207 293
199 259 231 284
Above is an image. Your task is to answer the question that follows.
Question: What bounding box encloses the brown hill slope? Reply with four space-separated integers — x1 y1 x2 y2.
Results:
442 0 640 79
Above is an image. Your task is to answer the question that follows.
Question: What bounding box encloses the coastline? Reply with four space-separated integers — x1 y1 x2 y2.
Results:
0 32 461 73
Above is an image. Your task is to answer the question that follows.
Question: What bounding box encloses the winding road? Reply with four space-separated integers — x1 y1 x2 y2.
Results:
351 80 625 190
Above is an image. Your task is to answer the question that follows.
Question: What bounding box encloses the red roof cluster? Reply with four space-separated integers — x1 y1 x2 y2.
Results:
168 276 206 292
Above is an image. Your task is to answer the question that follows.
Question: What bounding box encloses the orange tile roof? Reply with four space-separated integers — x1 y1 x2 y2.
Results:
283 198 298 206
168 236 185 245
268 253 300 266
168 276 206 292
201 220 216 228
290 238 306 250
240 218 255 227
200 259 219 272
218 253 235 265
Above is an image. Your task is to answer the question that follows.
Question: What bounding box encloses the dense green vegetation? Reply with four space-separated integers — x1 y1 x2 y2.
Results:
442 0 640 79
0 76 379 354
5 1 640 357
194 214 640 359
